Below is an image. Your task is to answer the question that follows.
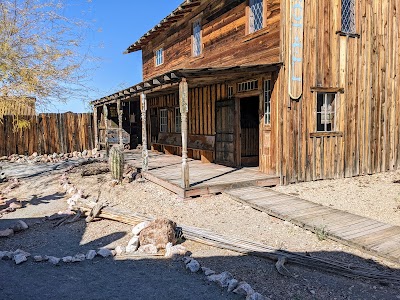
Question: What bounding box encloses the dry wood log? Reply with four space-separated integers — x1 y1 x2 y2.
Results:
72 199 400 285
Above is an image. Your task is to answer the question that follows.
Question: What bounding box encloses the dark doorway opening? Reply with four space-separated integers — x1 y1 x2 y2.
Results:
240 96 259 167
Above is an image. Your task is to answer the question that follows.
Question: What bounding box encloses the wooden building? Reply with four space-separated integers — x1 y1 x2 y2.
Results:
93 0 400 185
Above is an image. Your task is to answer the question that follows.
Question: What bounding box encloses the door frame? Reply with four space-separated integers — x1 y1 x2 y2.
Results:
234 89 263 167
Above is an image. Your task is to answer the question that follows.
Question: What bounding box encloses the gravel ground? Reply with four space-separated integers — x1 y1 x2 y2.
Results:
273 170 400 227
1 161 400 299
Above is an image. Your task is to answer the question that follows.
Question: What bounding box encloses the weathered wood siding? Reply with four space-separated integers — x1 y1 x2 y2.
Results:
278 0 400 183
142 0 281 80
0 113 94 156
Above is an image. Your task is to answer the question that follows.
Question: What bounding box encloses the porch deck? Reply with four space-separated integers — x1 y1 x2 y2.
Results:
124 150 280 198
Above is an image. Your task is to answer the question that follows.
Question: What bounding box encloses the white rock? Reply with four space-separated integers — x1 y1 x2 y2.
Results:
233 282 255 296
182 256 192 264
246 293 267 300
14 249 31 258
132 221 150 236
0 251 13 260
227 279 239 292
82 150 88 157
92 148 98 156
14 254 28 265
207 272 234 288
12 220 29 232
33 256 45 262
186 259 201 273
126 236 140 253
201 267 216 276
62 256 73 263
97 248 113 258
72 254 86 262
0 228 14 237
165 243 187 257
114 246 125 256
137 244 158 254
86 250 97 260
46 256 60 265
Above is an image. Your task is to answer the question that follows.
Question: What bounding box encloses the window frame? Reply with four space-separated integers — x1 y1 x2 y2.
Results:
316 93 338 133
175 107 181 133
264 80 271 125
192 18 202 57
159 108 168 133
246 0 267 35
155 47 164 67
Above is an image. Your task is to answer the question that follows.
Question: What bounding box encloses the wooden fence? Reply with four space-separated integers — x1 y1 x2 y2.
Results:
0 113 94 156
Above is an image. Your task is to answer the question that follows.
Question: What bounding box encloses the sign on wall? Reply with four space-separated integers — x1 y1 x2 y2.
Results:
288 0 304 100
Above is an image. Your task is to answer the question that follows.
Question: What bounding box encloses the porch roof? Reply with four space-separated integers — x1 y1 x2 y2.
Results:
124 0 202 54
92 63 282 107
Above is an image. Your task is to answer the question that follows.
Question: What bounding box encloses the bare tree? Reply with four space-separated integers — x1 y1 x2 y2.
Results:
0 0 96 116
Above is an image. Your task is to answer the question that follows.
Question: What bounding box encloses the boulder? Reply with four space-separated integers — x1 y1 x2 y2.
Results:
233 282 255 296
139 218 177 250
33 256 45 262
165 243 187 257
46 256 60 265
137 244 158 254
62 256 73 263
72 254 86 262
227 279 239 292
86 250 97 260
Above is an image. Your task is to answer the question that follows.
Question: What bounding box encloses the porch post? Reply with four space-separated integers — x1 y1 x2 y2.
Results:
117 98 123 146
93 105 99 150
103 103 109 155
140 92 149 171
179 78 190 189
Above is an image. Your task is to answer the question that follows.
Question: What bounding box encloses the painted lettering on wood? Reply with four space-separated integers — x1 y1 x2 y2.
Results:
288 0 304 100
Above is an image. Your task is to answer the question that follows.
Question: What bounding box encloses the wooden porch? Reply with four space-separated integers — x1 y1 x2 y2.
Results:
124 150 280 198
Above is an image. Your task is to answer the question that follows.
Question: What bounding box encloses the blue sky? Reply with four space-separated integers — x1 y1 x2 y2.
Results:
49 0 182 113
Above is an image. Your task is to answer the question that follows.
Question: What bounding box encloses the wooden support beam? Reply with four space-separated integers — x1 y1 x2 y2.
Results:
117 98 123 146
93 106 99 150
179 78 190 189
103 103 109 155
140 93 149 171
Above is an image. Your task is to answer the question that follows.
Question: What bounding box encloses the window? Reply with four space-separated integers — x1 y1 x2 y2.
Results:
249 0 264 33
341 0 356 34
237 79 258 92
316 93 337 132
160 109 168 132
155 48 164 66
192 20 202 57
227 86 234 99
264 80 271 125
175 107 181 133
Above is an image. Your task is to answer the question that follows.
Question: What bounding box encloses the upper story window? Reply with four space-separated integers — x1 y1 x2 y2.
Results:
249 0 264 33
155 48 164 66
341 0 356 34
316 93 337 132
192 19 202 57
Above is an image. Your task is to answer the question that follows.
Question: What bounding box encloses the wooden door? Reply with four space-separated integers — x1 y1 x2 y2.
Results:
259 79 274 175
215 99 236 166
240 96 260 167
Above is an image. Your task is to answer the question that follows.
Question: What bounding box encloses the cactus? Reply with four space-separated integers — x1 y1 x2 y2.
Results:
109 145 124 182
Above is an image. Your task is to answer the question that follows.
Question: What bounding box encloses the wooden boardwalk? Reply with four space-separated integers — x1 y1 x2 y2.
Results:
124 150 280 198
226 186 400 264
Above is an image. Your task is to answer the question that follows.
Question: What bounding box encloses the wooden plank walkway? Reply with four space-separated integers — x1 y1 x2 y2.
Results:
124 150 280 198
226 186 400 265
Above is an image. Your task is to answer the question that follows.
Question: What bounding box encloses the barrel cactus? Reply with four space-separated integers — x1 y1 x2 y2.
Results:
109 145 124 182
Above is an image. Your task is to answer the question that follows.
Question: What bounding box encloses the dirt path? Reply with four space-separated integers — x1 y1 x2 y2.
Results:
1 161 400 299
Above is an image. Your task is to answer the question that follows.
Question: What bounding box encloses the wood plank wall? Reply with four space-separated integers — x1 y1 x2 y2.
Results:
278 0 400 183
0 113 94 156
142 0 281 80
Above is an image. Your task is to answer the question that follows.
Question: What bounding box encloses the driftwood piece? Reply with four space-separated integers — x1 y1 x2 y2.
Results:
85 202 107 223
72 199 400 284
